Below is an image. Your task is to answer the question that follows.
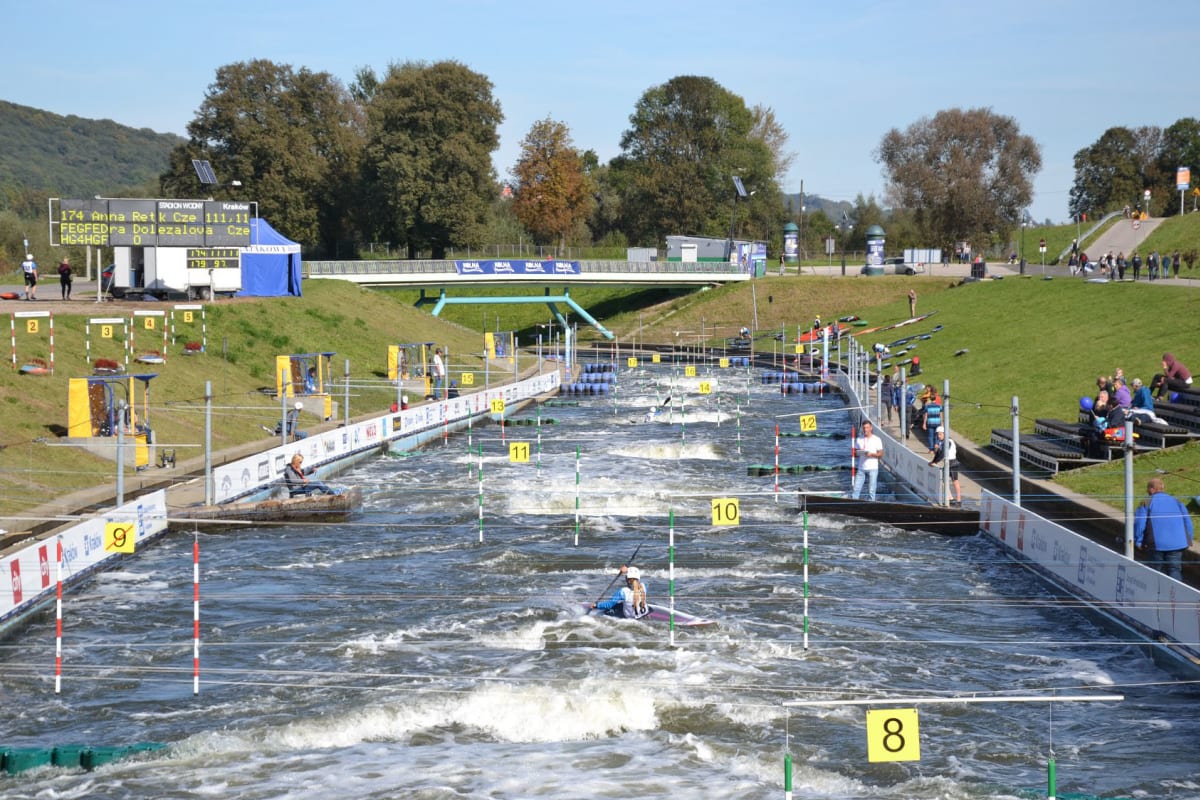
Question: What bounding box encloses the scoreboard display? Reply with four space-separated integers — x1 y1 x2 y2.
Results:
186 248 240 269
54 199 254 247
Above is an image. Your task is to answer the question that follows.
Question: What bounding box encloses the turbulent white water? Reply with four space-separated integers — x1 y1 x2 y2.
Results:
1 360 1195 799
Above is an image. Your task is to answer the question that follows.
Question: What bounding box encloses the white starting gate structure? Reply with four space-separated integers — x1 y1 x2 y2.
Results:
86 316 130 370
10 310 55 373
170 303 207 354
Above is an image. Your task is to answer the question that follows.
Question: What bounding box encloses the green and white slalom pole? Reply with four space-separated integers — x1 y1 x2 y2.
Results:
536 403 543 475
574 445 581 547
669 509 676 647
477 442 484 543
784 751 793 800
467 411 474 478
802 499 810 650
736 400 742 455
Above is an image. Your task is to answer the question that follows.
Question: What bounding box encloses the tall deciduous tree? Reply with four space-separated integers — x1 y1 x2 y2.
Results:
1158 118 1200 215
749 104 795 183
1068 127 1142 219
511 118 593 253
160 59 363 255
612 76 779 248
361 61 502 259
877 107 1041 252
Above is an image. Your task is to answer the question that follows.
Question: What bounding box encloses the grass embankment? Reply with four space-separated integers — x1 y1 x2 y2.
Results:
401 272 1200 509
0 281 491 520
2 269 1198 523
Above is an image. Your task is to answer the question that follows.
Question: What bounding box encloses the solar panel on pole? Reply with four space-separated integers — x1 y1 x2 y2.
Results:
192 160 218 185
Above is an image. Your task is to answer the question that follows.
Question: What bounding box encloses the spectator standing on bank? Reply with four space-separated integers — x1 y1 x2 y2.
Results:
20 253 38 300
928 426 962 506
57 257 73 300
1134 477 1194 581
881 372 895 426
1131 251 1142 280
922 388 943 453
431 347 446 399
1116 251 1126 280
850 421 883 502
1172 250 1181 278
907 288 916 317
1148 251 1159 281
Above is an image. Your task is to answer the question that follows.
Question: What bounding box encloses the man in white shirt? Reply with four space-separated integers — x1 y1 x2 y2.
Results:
851 420 883 502
431 347 446 399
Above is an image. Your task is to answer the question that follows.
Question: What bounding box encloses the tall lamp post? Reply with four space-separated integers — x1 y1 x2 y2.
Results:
1019 213 1029 275
726 174 748 264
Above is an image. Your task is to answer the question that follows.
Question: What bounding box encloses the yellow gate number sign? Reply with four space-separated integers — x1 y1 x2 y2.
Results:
461 372 475 386
799 414 818 432
183 311 194 323
101 325 113 339
490 398 506 413
104 522 136 554
719 357 729 369
509 442 530 463
143 317 156 330
866 708 920 762
698 381 712 395
25 320 39 334
627 357 638 368
651 353 661 364
711 497 739 526
685 365 697 377
794 344 804 354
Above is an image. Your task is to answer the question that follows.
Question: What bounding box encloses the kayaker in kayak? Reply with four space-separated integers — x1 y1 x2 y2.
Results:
592 566 649 619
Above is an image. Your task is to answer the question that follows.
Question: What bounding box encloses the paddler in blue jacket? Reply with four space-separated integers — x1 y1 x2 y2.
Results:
592 566 650 619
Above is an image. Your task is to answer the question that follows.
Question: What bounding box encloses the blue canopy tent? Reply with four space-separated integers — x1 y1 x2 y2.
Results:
239 218 303 297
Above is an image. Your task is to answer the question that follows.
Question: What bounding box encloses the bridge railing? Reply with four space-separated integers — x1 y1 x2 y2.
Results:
305 259 750 278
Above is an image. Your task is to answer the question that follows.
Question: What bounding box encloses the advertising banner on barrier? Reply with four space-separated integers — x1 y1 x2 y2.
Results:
980 490 1200 657
455 259 580 276
1 491 168 623
214 370 562 503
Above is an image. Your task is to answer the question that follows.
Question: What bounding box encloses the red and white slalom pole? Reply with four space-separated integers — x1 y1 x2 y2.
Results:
193 533 200 696
55 537 63 694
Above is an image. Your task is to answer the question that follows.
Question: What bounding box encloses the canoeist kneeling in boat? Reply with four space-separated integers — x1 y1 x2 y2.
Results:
592 566 650 619
284 453 340 497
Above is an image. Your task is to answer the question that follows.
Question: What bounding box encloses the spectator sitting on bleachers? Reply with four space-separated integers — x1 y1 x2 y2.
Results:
1095 374 1114 398
1112 375 1132 409
1129 377 1167 425
1081 390 1111 457
1151 353 1193 399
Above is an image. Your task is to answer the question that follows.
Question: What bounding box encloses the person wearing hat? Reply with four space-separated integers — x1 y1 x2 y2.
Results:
20 253 38 301
57 256 73 300
592 565 649 619
277 401 308 441
928 426 962 506
283 453 335 497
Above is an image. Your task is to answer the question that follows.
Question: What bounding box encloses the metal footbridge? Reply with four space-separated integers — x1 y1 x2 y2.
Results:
305 258 752 340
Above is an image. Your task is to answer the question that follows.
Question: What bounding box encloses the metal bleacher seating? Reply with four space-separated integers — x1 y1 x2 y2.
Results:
990 388 1200 475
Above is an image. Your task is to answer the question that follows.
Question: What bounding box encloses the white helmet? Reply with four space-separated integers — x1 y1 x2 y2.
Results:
625 566 641 580
294 401 303 410
26 254 33 260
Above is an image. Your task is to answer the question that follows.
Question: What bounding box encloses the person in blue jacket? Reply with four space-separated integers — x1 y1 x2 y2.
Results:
1134 477 1194 581
592 566 649 619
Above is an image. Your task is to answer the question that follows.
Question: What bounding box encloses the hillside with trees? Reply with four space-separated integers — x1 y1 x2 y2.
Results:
0 99 182 213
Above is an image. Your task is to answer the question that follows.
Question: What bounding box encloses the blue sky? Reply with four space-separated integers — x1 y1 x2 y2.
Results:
5 0 1197 224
